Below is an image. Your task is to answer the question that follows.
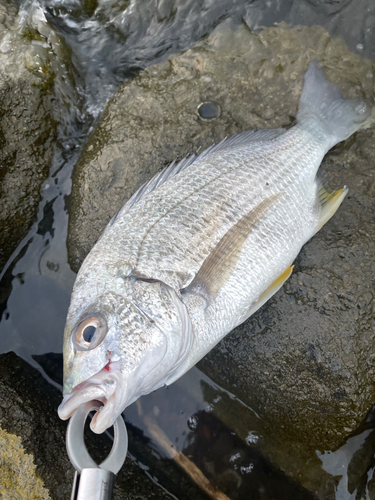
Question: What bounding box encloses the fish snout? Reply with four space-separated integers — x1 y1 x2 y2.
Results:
58 360 126 434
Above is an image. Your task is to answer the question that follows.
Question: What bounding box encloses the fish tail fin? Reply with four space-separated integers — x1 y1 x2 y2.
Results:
297 60 371 147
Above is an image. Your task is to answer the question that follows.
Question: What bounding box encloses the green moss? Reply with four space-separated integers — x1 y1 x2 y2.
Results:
22 27 45 42
39 69 56 93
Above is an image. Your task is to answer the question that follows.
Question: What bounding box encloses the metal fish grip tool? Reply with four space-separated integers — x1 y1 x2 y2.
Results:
66 400 128 500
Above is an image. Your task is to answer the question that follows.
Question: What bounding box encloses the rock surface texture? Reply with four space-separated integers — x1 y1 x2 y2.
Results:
67 22 375 498
0 0 74 271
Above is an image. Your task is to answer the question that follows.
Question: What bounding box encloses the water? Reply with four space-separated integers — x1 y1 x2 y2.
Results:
0 0 375 498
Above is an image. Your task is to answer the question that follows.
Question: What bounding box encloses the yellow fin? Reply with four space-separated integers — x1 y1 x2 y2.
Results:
259 264 294 302
316 185 348 232
242 264 294 322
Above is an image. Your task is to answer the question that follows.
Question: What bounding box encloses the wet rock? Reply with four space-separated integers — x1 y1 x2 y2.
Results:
67 22 375 498
0 0 75 272
317 408 375 500
51 0 374 110
243 0 375 61
0 352 173 500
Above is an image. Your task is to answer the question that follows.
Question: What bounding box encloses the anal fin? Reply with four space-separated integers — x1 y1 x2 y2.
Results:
316 185 348 232
241 264 294 322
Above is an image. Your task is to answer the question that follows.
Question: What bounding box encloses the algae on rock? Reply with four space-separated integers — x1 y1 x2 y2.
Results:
67 21 375 499
0 425 51 500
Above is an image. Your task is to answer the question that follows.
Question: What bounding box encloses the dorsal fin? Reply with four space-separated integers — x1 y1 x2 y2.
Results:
181 193 283 305
199 128 286 155
107 152 200 227
107 127 286 227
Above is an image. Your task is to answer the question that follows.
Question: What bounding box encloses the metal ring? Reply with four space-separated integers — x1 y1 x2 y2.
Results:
66 400 128 474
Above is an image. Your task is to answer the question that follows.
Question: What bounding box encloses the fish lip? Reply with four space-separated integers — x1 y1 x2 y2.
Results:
58 360 125 434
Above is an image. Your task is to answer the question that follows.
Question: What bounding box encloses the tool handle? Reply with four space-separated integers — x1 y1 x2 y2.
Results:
66 401 127 500
71 469 115 500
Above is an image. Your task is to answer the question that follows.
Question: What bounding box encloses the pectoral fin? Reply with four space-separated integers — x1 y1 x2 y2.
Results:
241 264 294 322
181 193 283 305
316 184 348 232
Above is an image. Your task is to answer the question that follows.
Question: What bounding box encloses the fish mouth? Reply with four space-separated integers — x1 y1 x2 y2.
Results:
58 361 126 434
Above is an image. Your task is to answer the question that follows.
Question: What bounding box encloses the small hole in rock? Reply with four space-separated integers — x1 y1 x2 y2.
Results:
197 102 221 121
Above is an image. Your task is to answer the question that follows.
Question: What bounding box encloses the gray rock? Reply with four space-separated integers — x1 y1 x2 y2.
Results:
67 22 375 498
0 352 173 499
0 0 75 271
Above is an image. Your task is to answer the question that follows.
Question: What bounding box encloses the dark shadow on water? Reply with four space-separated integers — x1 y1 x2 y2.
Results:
32 352 64 387
183 410 317 500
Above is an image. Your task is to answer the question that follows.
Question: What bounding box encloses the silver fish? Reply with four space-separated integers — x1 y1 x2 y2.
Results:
58 60 370 434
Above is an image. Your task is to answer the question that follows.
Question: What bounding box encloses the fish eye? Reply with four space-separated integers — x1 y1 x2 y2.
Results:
83 325 96 343
74 316 107 351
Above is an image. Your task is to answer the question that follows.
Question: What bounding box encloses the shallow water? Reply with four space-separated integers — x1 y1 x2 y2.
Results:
1 0 375 499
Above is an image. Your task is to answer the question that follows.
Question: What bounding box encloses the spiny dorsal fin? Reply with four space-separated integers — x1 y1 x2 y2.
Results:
108 128 286 227
316 183 348 233
200 128 286 155
181 193 283 305
107 153 200 227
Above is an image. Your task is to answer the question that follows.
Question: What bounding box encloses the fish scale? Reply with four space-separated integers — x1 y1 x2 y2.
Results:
96 129 318 292
58 60 371 434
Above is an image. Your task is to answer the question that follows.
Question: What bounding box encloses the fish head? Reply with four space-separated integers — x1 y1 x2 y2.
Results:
58 278 193 434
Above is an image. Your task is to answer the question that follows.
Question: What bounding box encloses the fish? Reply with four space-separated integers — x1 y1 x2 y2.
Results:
58 60 371 434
